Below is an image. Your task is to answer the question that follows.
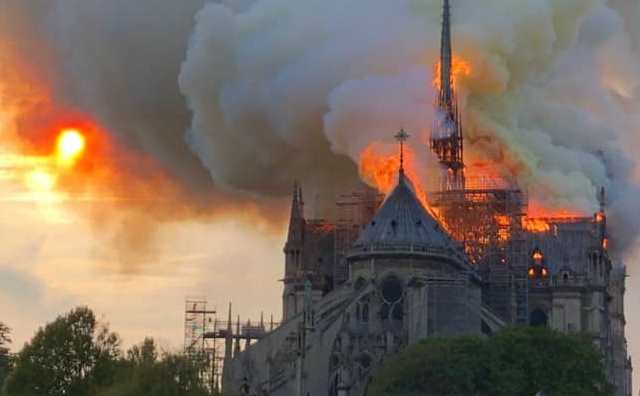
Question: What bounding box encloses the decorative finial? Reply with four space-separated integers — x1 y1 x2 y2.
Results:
394 128 410 174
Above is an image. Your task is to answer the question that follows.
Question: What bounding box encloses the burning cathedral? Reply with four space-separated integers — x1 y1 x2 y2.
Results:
220 1 632 395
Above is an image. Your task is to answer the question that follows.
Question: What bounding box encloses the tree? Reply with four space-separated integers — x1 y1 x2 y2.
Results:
368 326 612 396
96 338 211 396
0 322 12 391
5 307 121 396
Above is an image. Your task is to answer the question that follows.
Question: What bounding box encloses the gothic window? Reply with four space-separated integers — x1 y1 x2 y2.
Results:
381 276 403 303
380 276 404 322
530 309 548 327
362 303 369 322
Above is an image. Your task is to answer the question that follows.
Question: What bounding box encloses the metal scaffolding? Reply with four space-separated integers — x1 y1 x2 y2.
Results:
184 298 221 393
334 188 384 285
429 184 528 323
184 300 280 393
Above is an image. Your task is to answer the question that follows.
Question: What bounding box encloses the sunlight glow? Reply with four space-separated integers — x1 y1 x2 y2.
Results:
56 129 86 166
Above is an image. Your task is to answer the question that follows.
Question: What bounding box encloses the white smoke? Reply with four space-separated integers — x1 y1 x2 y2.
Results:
180 0 640 250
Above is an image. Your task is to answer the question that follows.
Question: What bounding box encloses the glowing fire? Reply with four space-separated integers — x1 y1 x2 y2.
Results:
56 129 86 166
522 218 551 233
532 250 544 262
522 200 588 233
359 145 400 195
359 143 439 219
495 215 511 241
433 55 472 90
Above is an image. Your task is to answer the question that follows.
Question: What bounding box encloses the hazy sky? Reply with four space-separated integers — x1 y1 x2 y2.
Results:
0 168 284 350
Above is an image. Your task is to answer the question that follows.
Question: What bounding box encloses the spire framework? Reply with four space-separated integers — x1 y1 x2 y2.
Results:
430 0 465 191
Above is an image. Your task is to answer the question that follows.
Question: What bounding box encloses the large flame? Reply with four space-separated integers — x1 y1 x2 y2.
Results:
433 55 473 90
358 142 437 217
359 144 400 195
522 201 589 233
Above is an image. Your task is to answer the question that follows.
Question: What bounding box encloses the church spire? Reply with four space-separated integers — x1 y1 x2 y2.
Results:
440 0 453 107
430 0 465 191
286 182 305 245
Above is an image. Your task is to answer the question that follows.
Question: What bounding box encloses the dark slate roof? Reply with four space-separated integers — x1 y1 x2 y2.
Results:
353 172 455 251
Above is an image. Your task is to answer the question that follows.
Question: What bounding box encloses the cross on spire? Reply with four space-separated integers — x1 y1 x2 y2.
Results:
394 128 410 174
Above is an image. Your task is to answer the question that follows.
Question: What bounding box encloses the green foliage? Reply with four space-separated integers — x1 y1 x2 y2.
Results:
368 326 612 396
5 307 121 396
97 338 211 396
0 322 12 393
4 308 215 396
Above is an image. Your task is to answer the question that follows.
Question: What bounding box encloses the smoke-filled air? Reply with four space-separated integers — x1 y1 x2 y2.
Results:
180 0 640 251
1 0 639 254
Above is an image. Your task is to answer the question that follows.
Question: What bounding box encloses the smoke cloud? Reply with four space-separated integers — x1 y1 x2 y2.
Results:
1 0 639 254
180 0 640 251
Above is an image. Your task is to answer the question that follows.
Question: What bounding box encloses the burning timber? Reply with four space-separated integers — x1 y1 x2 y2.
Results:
186 1 633 395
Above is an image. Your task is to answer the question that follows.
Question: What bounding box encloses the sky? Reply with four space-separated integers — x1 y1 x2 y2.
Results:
1 0 639 392
0 171 284 350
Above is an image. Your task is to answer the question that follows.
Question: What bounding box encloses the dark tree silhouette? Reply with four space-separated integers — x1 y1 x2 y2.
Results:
368 326 612 396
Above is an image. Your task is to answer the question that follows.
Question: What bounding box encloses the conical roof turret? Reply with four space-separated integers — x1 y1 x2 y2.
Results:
352 173 454 252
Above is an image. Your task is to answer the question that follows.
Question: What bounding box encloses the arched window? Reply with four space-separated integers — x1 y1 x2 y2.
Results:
380 276 404 321
530 309 548 327
381 276 403 303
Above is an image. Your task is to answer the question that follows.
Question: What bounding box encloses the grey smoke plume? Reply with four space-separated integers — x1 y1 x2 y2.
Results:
180 0 640 251
1 0 212 196
2 0 639 252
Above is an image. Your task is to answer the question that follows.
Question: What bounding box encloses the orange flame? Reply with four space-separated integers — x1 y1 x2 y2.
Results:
359 143 436 217
433 55 473 90
532 250 544 262
359 144 400 195
494 215 511 241
522 218 552 233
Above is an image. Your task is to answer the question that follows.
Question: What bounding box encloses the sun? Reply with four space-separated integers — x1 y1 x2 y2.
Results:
56 129 86 166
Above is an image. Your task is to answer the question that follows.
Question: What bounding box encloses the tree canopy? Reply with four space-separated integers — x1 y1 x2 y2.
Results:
367 326 612 396
5 307 120 396
0 322 11 393
97 337 210 396
3 307 215 396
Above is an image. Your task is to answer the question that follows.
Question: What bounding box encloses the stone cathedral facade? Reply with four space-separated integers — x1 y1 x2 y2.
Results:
224 170 500 396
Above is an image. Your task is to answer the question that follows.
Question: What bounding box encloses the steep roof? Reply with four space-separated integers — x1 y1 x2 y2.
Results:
353 172 455 251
